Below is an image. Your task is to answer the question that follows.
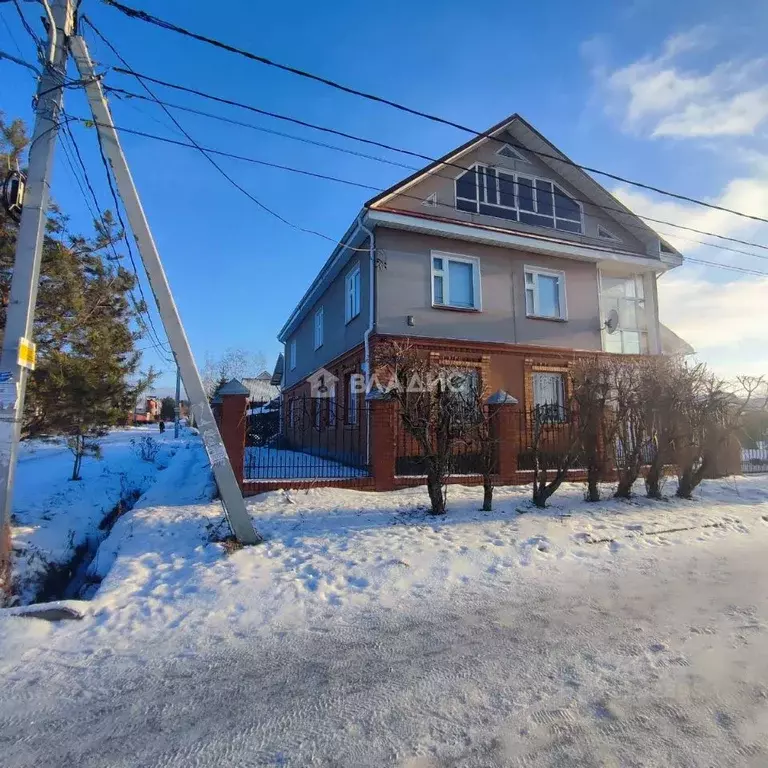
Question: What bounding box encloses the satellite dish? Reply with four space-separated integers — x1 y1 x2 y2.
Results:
604 308 619 334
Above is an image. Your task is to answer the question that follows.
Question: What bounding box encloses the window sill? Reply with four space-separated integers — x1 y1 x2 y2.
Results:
432 304 481 313
526 314 567 323
345 313 361 326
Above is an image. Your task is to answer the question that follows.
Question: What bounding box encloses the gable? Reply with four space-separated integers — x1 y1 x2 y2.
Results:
367 116 666 258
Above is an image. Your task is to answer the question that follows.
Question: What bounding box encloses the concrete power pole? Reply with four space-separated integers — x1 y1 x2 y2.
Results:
0 0 75 577
69 36 260 545
174 360 181 439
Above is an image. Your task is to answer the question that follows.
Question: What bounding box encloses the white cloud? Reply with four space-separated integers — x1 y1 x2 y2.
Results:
613 179 768 263
658 274 768 377
598 30 768 138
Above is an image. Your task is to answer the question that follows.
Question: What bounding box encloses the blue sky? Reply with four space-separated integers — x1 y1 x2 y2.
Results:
2 0 768 392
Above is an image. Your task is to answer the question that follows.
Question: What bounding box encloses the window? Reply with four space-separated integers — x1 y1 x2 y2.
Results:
431 252 481 310
532 372 566 422
524 267 566 320
496 144 529 162
446 369 481 423
328 384 337 427
345 264 361 323
289 339 296 370
346 374 359 425
422 193 437 207
454 163 582 234
314 306 324 350
597 224 621 242
601 273 648 355
659 241 675 255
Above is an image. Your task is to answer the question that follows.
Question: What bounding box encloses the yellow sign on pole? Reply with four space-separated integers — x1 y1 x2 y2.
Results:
17 337 36 371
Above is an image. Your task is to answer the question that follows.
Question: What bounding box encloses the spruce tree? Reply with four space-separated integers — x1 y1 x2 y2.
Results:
1 114 154 480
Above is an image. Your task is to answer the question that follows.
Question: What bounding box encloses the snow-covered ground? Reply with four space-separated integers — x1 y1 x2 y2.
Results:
3 452 768 765
9 425 188 603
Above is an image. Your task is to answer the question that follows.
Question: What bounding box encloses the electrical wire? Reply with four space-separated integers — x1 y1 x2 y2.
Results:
82 17 372 255
99 73 768 258
11 0 43 61
62 119 174 361
0 7 24 58
99 83 768 264
99 0 768 228
61 113 768 277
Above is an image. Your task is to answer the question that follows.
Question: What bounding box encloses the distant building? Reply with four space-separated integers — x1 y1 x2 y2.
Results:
241 371 281 406
131 396 160 424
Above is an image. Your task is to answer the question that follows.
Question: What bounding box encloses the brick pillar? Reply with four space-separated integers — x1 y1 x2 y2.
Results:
488 390 520 484
218 379 250 489
368 394 396 491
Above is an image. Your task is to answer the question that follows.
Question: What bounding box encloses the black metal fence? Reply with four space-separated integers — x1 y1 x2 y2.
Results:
244 395 370 481
517 406 586 471
394 400 495 477
742 449 768 474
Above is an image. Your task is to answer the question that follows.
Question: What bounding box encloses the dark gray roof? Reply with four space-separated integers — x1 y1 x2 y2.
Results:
241 374 281 403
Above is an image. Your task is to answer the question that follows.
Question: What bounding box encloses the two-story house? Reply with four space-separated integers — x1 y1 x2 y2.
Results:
277 113 683 420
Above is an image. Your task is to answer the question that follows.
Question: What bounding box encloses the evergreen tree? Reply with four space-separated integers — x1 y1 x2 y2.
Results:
160 396 176 422
1 114 155 479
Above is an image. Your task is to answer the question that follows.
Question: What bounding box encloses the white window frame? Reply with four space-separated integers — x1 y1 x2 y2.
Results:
599 271 648 355
347 375 358 425
454 163 583 234
421 192 437 207
524 266 567 320
328 384 337 427
495 143 529 163
289 339 297 370
345 264 361 323
532 371 567 422
597 224 622 242
430 251 482 311
313 306 324 350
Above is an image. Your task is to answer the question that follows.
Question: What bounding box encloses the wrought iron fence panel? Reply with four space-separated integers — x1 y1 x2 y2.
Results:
245 395 370 481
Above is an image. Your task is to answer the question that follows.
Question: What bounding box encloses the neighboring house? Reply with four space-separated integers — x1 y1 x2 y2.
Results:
241 370 281 406
277 113 684 417
131 396 159 424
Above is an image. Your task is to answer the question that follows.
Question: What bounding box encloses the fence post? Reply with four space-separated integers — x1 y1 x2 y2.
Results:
218 379 250 489
488 390 519 484
367 389 396 491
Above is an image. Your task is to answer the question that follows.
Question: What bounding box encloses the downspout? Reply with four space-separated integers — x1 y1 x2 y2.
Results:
358 212 375 466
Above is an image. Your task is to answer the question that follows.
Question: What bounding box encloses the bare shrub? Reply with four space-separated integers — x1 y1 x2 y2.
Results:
372 341 477 516
672 370 764 498
571 357 615 502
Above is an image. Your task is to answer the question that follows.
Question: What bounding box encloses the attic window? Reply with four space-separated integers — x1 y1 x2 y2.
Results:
421 193 437 207
496 144 529 162
597 225 621 242
660 241 675 255
455 163 583 234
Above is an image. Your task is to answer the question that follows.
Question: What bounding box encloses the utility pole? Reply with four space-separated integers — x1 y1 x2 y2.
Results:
174 360 181 438
0 0 75 577
70 36 261 545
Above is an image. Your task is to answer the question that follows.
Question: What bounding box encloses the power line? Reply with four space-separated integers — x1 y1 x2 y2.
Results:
0 7 24 59
62 113 768 276
104 86 416 172
100 0 768 228
62 118 174 361
98 85 768 264
82 17 372 255
99 73 768 258
11 0 43 60
57 129 175 358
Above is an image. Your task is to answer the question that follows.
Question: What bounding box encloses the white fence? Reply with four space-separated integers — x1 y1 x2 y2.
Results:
742 449 768 474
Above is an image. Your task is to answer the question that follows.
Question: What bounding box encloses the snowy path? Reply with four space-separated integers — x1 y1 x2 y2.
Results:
3 522 768 766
